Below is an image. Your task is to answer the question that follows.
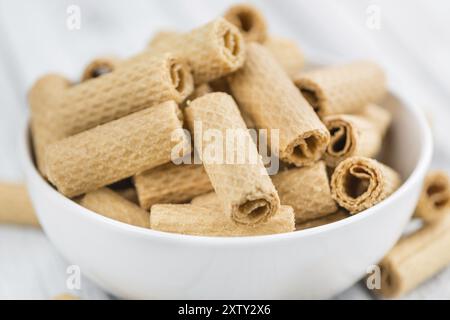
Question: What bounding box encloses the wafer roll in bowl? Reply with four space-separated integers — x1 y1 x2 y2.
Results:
293 61 386 117
185 92 280 226
223 3 268 43
228 43 329 166
45 101 188 198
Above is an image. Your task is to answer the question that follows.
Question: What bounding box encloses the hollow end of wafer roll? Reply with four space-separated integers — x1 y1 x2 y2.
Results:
296 82 325 117
414 171 450 223
325 118 356 163
331 157 401 214
224 3 268 43
166 55 194 101
81 56 120 81
215 18 246 69
282 130 330 167
233 197 276 225
378 259 403 298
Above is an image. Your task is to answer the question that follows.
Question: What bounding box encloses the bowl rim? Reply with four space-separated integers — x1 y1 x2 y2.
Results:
22 92 433 246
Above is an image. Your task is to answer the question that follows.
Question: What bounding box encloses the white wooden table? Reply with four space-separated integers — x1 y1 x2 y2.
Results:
1 0 450 299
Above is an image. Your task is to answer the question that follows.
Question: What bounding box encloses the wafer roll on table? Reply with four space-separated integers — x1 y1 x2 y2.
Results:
134 163 213 210
223 3 268 43
0 182 39 227
81 56 121 81
377 214 450 298
148 18 246 84
45 101 188 198
80 188 149 228
185 92 280 226
264 36 304 78
228 43 329 166
271 161 337 222
150 204 294 237
331 157 401 214
293 61 386 118
323 104 392 167
296 210 349 231
414 171 450 223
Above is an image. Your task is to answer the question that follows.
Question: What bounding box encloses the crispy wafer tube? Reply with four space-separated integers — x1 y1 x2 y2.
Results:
191 192 221 208
29 53 193 175
331 157 401 214
296 210 349 231
323 104 392 167
414 171 450 223
0 182 39 227
228 43 329 166
185 92 280 226
134 163 213 210
80 188 150 228
224 3 268 43
264 36 304 78
293 61 386 118
52 294 80 300
377 214 450 298
151 204 294 237
271 161 337 222
81 56 120 81
148 18 246 84
45 101 188 198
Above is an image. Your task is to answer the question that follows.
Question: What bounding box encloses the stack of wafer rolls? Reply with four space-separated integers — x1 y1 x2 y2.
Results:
185 92 280 226
223 3 268 43
323 104 392 167
134 163 213 210
29 52 193 175
150 204 294 237
45 101 187 197
148 18 246 85
81 56 120 81
228 43 329 167
0 182 39 227
293 61 386 118
331 157 401 214
80 188 149 228
271 161 337 222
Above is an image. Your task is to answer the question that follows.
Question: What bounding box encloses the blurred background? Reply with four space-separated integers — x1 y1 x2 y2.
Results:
0 0 449 299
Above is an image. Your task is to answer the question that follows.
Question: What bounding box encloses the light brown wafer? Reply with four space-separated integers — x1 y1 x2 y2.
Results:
29 53 193 175
323 104 392 167
331 157 401 214
0 182 39 227
295 210 349 231
293 61 386 118
81 56 121 81
45 101 187 198
80 188 150 228
271 161 337 222
228 43 329 166
264 36 304 78
224 3 268 43
414 171 450 223
150 204 294 237
115 187 139 204
148 18 246 85
134 163 213 210
185 83 213 104
191 192 221 209
377 214 450 298
185 92 280 226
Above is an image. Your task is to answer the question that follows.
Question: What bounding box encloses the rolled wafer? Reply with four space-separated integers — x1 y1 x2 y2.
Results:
331 157 401 214
185 92 280 226
271 161 337 222
148 18 246 85
414 171 450 223
228 43 329 166
45 101 188 198
191 192 221 208
323 104 392 167
224 3 268 43
80 188 150 228
264 36 304 78
293 61 386 118
0 182 39 227
29 53 193 175
134 163 213 210
378 214 450 298
81 56 120 81
296 210 349 231
150 204 294 237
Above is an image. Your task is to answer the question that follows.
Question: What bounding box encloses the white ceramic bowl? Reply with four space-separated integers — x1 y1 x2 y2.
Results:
22 93 432 299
